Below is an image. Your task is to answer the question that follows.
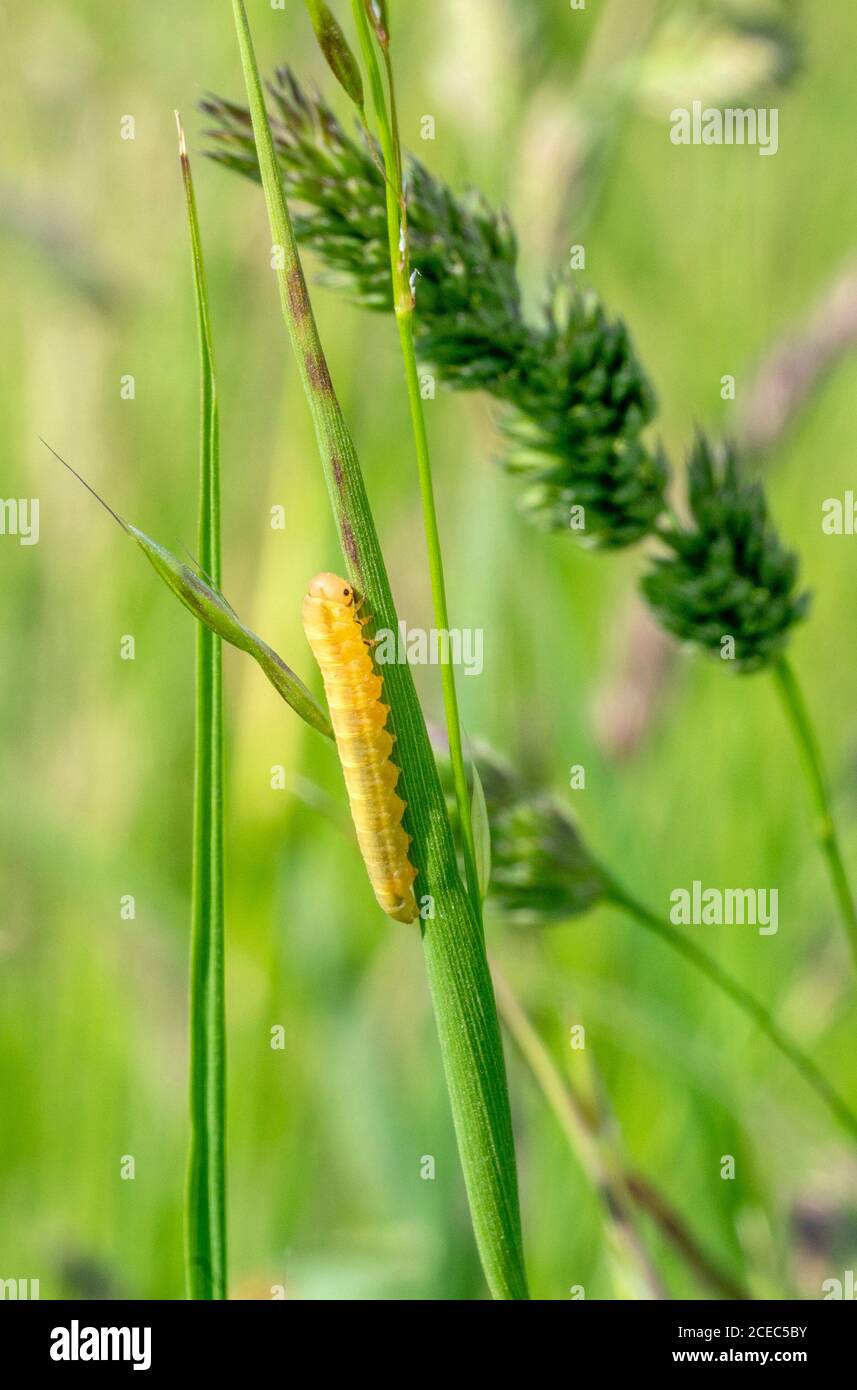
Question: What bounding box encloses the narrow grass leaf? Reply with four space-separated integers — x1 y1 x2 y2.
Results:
176 112 227 1301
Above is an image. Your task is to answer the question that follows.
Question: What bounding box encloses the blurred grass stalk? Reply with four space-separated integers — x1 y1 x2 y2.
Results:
231 0 528 1299
604 883 857 1146
491 962 666 1300
491 962 750 1301
177 114 227 1300
771 657 857 976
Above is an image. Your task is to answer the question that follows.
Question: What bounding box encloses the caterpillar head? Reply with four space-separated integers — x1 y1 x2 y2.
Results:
307 572 356 607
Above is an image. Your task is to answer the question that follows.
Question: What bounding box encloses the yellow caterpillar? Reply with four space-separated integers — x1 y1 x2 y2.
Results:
302 572 418 923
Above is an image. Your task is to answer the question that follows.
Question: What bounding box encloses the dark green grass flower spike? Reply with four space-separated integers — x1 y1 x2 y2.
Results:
642 434 810 671
200 71 525 372
199 70 666 546
435 735 609 924
501 281 668 545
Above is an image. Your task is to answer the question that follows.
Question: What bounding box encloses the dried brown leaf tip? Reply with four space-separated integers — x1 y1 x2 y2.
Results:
365 0 390 49
174 110 190 173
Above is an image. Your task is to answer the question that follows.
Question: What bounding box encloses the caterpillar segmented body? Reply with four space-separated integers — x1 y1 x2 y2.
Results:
302 572 418 923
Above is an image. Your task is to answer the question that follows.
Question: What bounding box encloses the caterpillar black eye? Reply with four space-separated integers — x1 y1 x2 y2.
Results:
343 588 350 596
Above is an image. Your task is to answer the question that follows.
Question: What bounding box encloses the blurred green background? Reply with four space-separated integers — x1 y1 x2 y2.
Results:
2 0 856 1300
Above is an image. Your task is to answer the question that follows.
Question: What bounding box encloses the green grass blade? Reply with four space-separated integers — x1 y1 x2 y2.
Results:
129 525 332 738
231 0 528 1299
177 113 227 1301
41 438 332 738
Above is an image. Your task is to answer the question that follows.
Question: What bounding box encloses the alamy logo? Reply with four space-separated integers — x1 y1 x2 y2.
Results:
823 1271 856 1300
670 881 778 935
822 492 857 534
670 102 779 157
50 1320 151 1371
0 1277 39 1298
0 498 39 545
374 622 483 676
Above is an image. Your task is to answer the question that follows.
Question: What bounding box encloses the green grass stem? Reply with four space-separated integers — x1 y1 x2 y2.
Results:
177 113 227 1301
772 655 857 977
